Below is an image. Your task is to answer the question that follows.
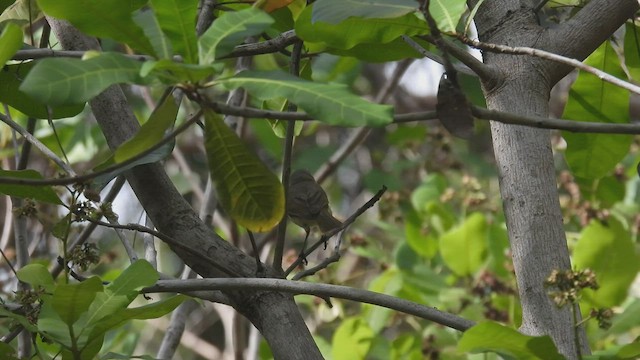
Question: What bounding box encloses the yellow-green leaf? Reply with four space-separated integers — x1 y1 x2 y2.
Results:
203 110 284 232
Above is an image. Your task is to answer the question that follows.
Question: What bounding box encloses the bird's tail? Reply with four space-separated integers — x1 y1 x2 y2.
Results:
317 210 342 234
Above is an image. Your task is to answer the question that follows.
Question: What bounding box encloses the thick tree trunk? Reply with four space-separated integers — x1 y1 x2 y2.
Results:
471 0 638 357
46 18 323 360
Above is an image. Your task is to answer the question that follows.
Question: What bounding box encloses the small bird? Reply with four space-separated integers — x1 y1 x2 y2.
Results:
288 169 342 255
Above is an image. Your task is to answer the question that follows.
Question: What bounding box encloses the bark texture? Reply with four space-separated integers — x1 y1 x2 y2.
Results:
471 0 639 357
46 18 323 360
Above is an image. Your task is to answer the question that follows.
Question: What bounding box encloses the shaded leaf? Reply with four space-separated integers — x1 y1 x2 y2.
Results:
0 22 22 65
218 70 393 127
114 91 178 163
203 110 284 232
132 8 172 60
624 23 640 82
37 0 155 56
296 7 427 50
0 169 63 204
140 59 217 83
16 263 55 292
149 0 197 63
458 322 564 360
20 52 147 106
52 276 103 326
436 74 473 139
573 218 639 307
198 7 274 64
562 41 631 179
0 63 85 118
312 0 417 24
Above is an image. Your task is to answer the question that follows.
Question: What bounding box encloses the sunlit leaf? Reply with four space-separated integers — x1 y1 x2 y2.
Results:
0 0 40 26
429 0 467 33
331 317 374 360
562 41 631 179
0 63 85 118
198 7 274 64
218 70 393 126
37 0 154 55
16 263 55 292
149 0 198 63
0 22 22 65
203 110 284 232
439 212 487 276
20 52 147 106
573 218 639 307
311 0 417 24
0 169 63 204
458 322 564 360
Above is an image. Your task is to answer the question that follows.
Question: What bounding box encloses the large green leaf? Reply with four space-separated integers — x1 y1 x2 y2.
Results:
327 36 430 62
562 41 631 179
0 0 40 26
198 7 274 64
16 263 55 292
0 63 85 118
37 0 154 56
0 22 22 65
19 52 147 106
52 276 103 326
439 212 487 276
296 6 427 50
140 59 217 83
132 8 172 60
458 322 564 360
0 169 63 204
149 0 198 63
573 218 639 308
218 70 393 126
429 0 467 33
203 110 284 232
311 0 417 24
331 317 374 360
114 91 178 163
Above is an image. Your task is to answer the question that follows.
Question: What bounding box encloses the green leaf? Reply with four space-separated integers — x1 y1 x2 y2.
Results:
573 218 639 307
331 317 374 360
140 59 217 83
0 0 39 27
0 63 85 118
37 0 155 56
617 341 640 359
0 169 63 204
86 260 159 327
296 6 427 50
0 22 22 65
458 322 564 360
624 23 640 82
327 36 430 62
311 0 417 24
429 0 467 33
218 70 393 126
439 212 487 276
20 52 147 106
82 295 188 359
114 91 178 163
52 276 103 326
16 263 55 292
149 0 198 63
198 7 274 64
203 110 285 232
562 41 631 179
404 208 438 258
132 8 173 60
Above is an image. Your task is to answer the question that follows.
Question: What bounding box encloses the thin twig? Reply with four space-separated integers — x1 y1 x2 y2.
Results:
285 186 387 276
0 111 76 176
457 34 640 95
143 277 476 332
0 110 203 186
273 40 304 273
